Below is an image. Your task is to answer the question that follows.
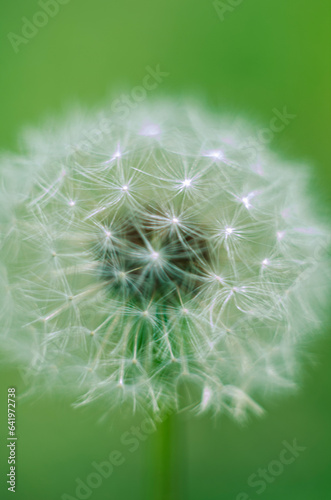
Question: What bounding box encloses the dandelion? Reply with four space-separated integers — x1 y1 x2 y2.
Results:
0 101 329 422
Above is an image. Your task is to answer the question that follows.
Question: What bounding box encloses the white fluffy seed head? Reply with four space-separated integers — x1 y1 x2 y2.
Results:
0 101 330 421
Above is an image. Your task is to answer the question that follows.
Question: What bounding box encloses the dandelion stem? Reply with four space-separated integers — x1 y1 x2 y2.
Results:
154 416 173 500
152 414 188 499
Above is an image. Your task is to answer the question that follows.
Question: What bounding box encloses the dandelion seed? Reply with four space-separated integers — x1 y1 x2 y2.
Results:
182 179 192 188
140 124 160 136
242 197 250 208
204 149 224 160
113 144 121 158
201 386 212 411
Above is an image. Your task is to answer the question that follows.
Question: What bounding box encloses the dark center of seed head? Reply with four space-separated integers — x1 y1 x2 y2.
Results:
96 215 209 299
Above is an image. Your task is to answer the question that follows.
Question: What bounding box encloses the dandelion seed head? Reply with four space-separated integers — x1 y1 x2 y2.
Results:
0 101 330 421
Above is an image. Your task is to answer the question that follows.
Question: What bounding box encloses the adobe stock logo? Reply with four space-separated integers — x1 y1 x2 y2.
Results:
239 107 297 162
213 0 245 22
7 0 71 54
236 439 306 499
61 417 158 500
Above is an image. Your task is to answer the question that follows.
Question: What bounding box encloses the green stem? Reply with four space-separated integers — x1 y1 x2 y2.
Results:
154 414 189 500
155 415 173 500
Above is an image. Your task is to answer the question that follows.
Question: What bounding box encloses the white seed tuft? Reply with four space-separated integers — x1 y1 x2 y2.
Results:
0 101 330 421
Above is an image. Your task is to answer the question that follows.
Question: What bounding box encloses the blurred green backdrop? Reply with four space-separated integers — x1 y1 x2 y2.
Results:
0 0 330 499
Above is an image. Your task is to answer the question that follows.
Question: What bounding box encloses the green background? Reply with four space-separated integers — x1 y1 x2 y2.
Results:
0 0 330 499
